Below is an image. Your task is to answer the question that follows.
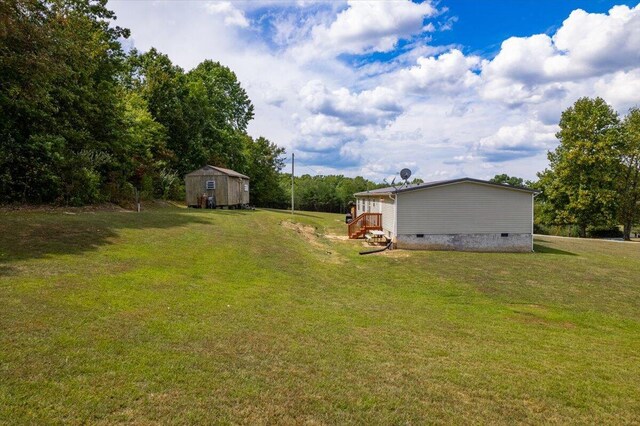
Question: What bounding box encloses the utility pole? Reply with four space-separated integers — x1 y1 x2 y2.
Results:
291 152 295 215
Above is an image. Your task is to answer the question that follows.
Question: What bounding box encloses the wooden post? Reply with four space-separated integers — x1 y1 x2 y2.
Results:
135 188 140 213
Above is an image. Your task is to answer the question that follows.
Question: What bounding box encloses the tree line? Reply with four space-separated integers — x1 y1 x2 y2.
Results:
273 174 402 213
1 0 284 206
494 98 640 241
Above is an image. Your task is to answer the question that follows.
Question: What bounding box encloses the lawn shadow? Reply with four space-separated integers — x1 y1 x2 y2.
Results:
259 208 323 219
0 207 211 265
206 210 251 216
533 242 578 256
0 265 18 277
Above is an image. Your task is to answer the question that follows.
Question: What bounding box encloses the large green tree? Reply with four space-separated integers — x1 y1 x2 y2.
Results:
618 107 640 240
539 97 621 237
124 49 194 175
126 53 256 176
243 136 286 207
186 60 254 172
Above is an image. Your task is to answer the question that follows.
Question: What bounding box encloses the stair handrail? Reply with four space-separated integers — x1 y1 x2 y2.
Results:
348 212 367 237
348 212 382 237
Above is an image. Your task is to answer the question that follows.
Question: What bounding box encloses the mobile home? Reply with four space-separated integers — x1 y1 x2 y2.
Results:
351 178 536 252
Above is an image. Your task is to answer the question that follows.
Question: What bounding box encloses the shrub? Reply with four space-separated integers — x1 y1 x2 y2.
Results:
587 227 623 238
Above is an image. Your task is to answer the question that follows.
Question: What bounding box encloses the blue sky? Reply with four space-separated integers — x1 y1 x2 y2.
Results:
432 0 638 55
109 0 640 182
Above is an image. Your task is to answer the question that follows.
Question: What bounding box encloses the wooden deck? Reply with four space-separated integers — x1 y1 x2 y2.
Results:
348 213 382 239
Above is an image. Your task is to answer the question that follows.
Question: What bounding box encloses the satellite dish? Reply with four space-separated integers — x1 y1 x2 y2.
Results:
400 168 412 181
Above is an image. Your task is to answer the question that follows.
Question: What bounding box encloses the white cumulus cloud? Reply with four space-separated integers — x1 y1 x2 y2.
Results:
300 80 403 127
395 49 481 94
292 0 437 59
204 1 250 28
481 4 640 105
473 121 558 163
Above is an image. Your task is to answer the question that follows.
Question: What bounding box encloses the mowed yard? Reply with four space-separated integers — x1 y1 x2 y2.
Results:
1 206 639 424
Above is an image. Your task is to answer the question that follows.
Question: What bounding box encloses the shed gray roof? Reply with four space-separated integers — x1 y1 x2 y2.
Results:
354 177 537 196
185 165 249 179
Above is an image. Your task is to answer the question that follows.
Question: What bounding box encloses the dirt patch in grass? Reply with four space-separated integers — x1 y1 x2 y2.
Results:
281 221 343 263
281 221 322 247
325 234 350 241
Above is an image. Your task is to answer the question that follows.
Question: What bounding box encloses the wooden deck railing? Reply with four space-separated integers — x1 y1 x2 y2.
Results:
348 212 382 239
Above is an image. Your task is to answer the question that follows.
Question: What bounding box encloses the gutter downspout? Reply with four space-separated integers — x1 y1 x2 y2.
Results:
389 189 398 247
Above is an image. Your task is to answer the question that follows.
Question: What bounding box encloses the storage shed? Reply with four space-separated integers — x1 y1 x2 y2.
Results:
350 178 537 252
185 165 249 208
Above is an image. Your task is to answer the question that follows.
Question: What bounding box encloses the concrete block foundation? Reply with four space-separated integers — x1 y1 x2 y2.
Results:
396 233 532 252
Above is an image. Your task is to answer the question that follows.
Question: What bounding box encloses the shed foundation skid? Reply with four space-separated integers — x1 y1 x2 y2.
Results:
396 233 532 252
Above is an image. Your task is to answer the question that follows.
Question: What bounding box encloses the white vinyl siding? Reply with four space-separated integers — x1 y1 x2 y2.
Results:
380 197 396 237
396 182 533 235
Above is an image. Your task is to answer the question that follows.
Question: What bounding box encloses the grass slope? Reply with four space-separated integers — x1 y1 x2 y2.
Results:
1 206 639 424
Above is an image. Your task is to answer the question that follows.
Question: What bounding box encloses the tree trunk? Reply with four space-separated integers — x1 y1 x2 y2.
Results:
579 224 587 238
623 221 632 241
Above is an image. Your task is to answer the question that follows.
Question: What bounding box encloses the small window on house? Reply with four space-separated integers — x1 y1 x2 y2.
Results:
501 233 509 237
206 180 215 190
244 184 249 192
416 234 424 238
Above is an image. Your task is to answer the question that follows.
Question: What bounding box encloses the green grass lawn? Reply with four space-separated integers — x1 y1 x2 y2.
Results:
1 206 639 424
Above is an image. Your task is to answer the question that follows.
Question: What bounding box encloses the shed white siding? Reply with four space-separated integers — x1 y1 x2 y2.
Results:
396 182 532 235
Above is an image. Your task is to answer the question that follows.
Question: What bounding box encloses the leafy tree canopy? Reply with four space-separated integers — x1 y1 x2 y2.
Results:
490 174 525 187
536 97 622 237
